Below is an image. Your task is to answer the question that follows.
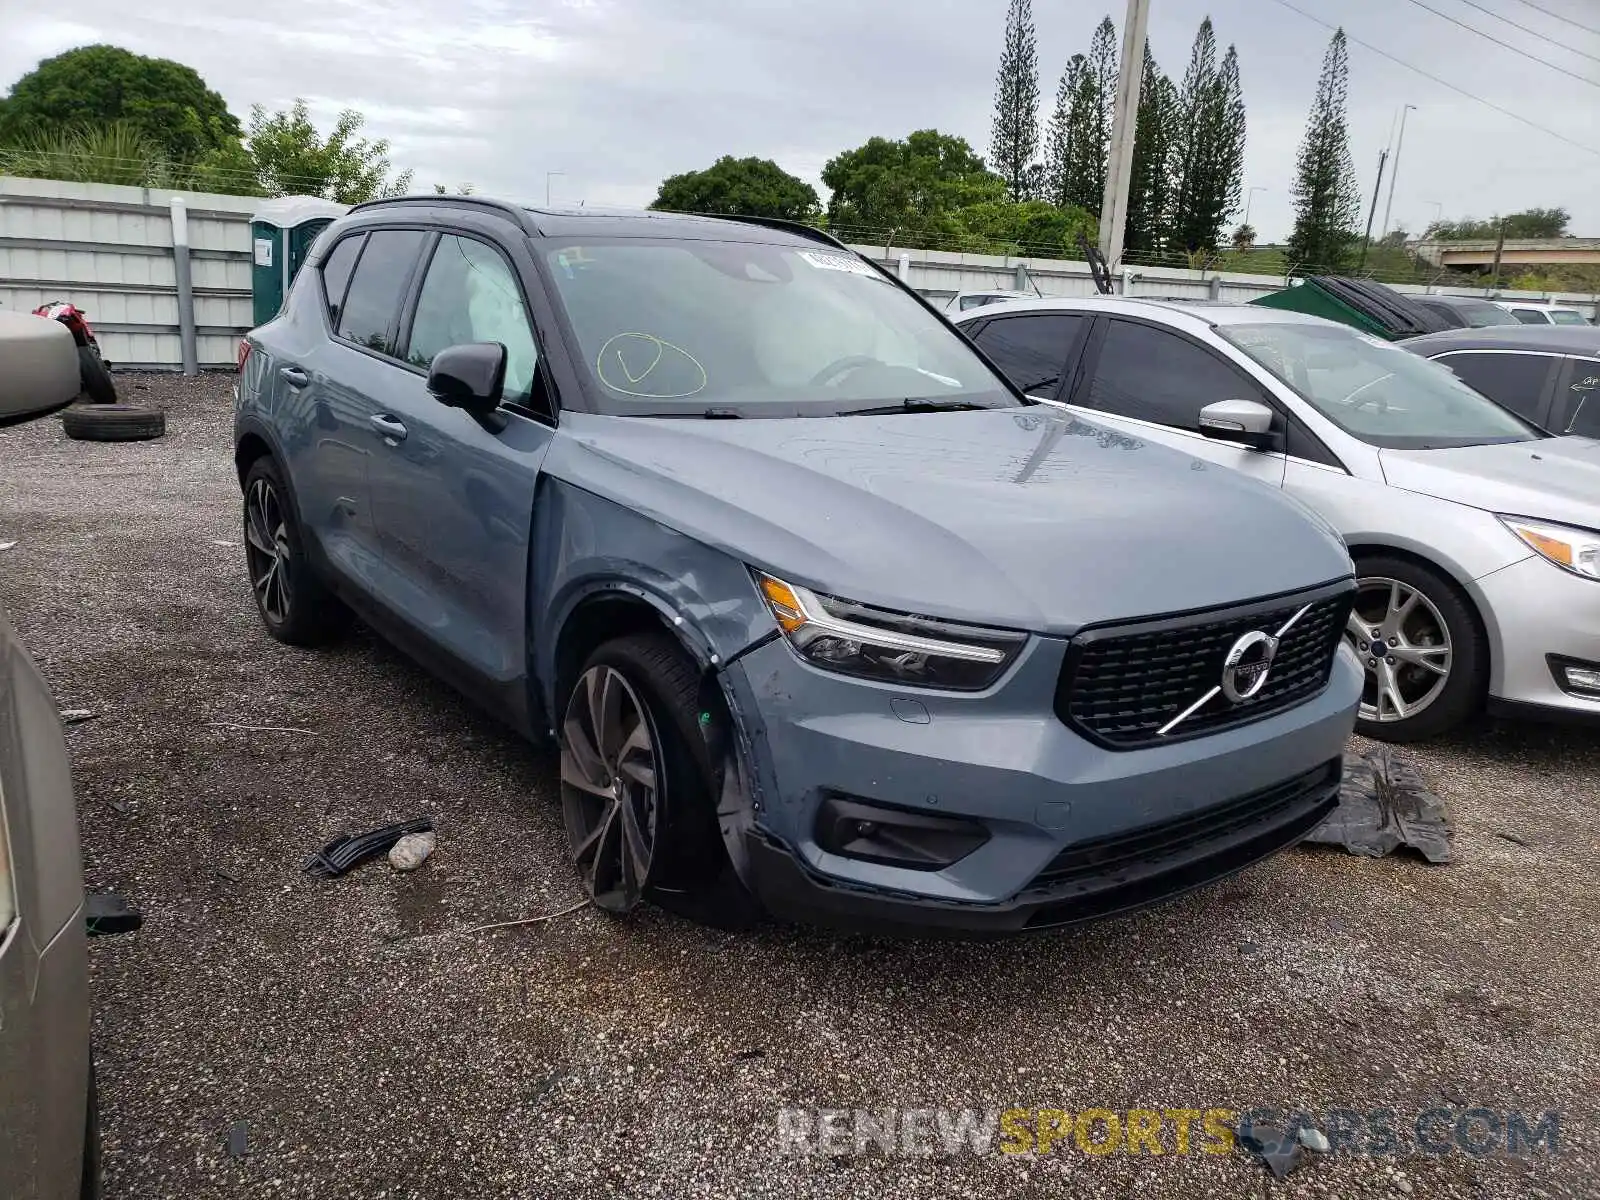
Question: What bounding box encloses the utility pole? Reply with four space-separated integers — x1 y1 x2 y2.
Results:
1243 186 1267 230
1097 0 1153 275
1380 103 1415 238
546 171 566 206
1358 148 1389 273
1489 216 1507 292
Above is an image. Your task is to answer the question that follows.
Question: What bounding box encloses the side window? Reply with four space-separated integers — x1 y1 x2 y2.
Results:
337 229 428 356
1084 320 1261 428
1511 308 1550 325
319 234 364 326
1555 358 1600 437
407 235 540 403
1433 352 1553 421
971 314 1087 396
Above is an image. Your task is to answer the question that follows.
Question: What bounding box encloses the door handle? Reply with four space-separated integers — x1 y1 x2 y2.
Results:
279 366 310 388
369 414 408 442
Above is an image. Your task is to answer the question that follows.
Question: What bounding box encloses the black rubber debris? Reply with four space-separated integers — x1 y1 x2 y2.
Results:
1302 747 1453 863
305 818 434 878
85 893 143 937
228 1120 249 1158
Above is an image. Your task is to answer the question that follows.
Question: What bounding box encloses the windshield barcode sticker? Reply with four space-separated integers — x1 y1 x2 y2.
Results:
799 250 883 279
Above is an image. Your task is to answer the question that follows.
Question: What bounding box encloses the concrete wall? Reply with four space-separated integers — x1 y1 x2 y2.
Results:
3 176 1597 371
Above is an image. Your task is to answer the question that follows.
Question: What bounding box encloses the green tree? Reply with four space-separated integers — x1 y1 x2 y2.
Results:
650 156 820 222
990 0 1040 200
239 100 412 203
1169 21 1245 255
0 45 240 165
1231 222 1257 251
1287 29 1360 274
1426 207 1570 240
954 198 1097 255
822 130 1005 240
1042 55 1088 209
1123 43 1178 262
1083 16 1119 210
1042 17 1119 219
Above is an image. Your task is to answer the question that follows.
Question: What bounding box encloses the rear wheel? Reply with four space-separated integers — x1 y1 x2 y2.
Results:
1345 555 1486 741
76 345 116 404
559 634 760 924
242 457 350 646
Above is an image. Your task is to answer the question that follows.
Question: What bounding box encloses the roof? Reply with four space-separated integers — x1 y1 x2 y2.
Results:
1402 324 1600 355
251 195 349 227
345 195 842 247
1492 299 1590 312
1413 294 1504 310
951 295 1328 328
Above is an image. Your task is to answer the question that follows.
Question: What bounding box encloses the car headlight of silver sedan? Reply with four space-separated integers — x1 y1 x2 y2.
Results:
1499 515 1600 580
754 571 1026 690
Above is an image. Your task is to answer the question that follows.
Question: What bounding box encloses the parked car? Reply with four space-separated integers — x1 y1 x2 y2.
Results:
1494 301 1593 327
0 310 99 1198
943 289 1035 314
1411 294 1521 330
235 198 1361 934
956 297 1600 741
1403 325 1600 438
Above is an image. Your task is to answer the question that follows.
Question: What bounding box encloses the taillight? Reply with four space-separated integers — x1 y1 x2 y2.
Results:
237 340 253 373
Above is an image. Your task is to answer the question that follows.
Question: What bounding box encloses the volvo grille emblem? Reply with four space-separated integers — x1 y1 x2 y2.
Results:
1157 602 1313 737
1220 630 1278 703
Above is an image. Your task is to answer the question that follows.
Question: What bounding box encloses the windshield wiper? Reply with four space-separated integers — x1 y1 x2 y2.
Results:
840 398 996 416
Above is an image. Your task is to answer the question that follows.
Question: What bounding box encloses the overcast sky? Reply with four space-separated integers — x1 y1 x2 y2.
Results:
4 0 1598 243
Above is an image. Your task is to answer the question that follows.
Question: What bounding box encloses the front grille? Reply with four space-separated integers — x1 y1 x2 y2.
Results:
1056 583 1355 749
1029 759 1342 893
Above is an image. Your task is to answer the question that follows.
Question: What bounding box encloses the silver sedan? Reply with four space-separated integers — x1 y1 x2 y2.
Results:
955 297 1600 741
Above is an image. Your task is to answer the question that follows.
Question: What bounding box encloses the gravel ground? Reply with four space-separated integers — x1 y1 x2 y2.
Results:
1 375 1596 1200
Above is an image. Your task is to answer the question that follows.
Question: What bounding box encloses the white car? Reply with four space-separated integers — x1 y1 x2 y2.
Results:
1494 301 1592 327
956 297 1600 741
943 289 1035 314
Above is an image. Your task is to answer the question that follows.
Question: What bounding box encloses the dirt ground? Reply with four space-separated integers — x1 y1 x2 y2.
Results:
1 375 1596 1199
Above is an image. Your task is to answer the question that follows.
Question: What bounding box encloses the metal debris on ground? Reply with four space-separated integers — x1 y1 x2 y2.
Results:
1302 746 1453 863
0 540 16 552
228 1120 249 1158
60 708 96 725
1237 1116 1307 1179
305 818 434 879
389 830 436 871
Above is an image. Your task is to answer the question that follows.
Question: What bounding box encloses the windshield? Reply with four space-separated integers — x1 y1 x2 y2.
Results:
1456 300 1520 328
1220 321 1542 448
1551 310 1590 326
541 238 1017 416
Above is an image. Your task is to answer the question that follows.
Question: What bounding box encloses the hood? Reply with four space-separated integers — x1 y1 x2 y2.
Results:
546 408 1353 635
1380 436 1600 528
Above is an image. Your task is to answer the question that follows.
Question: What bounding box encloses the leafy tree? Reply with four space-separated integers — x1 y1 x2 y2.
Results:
1169 21 1246 255
238 100 412 203
1124 43 1178 262
650 156 820 222
822 130 1005 240
990 0 1040 200
955 199 1097 256
1426 207 1570 240
1287 29 1360 274
0 45 240 165
1231 223 1257 251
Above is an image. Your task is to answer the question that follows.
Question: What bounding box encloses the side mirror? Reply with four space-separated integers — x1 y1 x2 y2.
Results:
0 312 81 428
426 342 506 416
1198 399 1277 450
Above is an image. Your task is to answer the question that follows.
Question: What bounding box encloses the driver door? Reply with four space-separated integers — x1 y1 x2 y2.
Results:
1060 317 1287 488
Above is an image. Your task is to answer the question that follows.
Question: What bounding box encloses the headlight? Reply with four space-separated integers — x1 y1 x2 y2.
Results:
754 571 1026 690
1498 516 1600 580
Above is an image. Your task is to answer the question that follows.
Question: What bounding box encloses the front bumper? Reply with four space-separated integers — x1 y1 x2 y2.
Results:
1471 554 1600 724
720 633 1362 935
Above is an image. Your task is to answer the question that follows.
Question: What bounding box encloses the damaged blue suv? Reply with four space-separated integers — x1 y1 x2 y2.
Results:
234 198 1361 934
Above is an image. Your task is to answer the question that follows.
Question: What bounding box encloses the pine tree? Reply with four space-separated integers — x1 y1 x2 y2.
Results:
1168 21 1247 255
991 0 1041 201
1041 57 1080 208
1207 46 1247 246
1169 18 1217 252
1124 43 1177 262
1063 58 1104 213
1287 29 1360 274
1084 16 1119 212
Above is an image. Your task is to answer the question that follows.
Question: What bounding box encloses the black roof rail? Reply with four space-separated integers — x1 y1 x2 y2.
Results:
346 195 532 227
688 212 851 251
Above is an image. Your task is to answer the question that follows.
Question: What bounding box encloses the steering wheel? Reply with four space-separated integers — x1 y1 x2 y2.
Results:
810 355 885 386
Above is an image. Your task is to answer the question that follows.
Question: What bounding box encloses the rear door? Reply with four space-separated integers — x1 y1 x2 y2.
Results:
363 229 556 726
1062 317 1288 488
1551 356 1600 437
964 312 1091 401
1428 349 1559 426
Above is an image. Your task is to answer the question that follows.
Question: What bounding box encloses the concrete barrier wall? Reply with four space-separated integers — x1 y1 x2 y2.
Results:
3 175 1595 370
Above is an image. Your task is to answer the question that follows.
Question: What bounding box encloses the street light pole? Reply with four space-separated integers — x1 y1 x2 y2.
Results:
1243 186 1267 229
1096 0 1153 276
546 171 566 207
1380 104 1415 238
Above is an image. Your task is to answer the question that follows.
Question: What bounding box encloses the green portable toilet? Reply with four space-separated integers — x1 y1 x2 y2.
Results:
250 197 349 326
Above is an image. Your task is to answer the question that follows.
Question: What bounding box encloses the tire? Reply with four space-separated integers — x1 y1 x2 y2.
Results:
558 633 761 927
60 404 164 442
77 345 117 404
241 456 351 646
1349 554 1487 742
80 1060 102 1200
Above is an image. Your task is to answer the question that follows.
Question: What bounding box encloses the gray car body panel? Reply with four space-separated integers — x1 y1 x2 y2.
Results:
240 203 1363 929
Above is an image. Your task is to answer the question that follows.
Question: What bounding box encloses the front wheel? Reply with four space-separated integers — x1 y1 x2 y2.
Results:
1345 555 1487 742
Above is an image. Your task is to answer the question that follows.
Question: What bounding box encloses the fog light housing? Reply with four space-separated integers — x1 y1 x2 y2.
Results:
814 795 989 870
1549 655 1600 697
